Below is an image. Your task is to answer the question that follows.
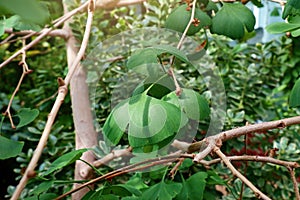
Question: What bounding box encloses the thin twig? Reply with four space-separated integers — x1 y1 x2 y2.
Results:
199 155 300 168
0 1 89 69
56 155 181 199
169 157 185 179
10 1 95 199
287 166 300 200
3 40 32 129
93 147 132 168
214 147 271 200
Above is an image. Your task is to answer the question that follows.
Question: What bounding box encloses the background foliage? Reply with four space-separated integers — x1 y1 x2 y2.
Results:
1 0 300 199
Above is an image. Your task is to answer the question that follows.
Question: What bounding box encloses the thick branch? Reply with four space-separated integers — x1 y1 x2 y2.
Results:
187 116 300 155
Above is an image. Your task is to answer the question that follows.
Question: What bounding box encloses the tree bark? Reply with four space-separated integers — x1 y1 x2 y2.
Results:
63 3 97 200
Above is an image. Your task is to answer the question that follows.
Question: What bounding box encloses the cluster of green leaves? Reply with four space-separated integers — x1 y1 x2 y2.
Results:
267 0 300 37
165 0 256 39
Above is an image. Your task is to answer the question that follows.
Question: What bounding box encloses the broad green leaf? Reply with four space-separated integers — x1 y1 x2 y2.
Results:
152 44 191 65
127 45 191 70
282 0 300 19
15 108 39 129
0 0 49 25
289 78 300 107
85 192 118 200
31 181 55 195
127 93 185 149
103 92 187 151
266 22 300 34
24 193 57 200
126 173 149 190
42 149 87 176
127 49 158 69
165 4 212 36
101 185 142 197
103 99 130 145
141 181 182 200
163 88 210 121
292 28 300 37
0 136 24 160
211 3 255 39
0 15 21 36
176 172 207 200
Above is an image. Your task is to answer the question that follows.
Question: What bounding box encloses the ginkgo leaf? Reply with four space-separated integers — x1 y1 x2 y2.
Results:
163 88 210 121
15 108 39 129
0 136 24 160
42 149 87 176
141 181 182 200
289 78 300 107
282 0 300 19
211 2 255 39
127 44 191 70
103 92 187 151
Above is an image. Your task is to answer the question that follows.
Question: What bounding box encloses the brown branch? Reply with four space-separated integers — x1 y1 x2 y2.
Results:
214 147 271 200
0 1 89 69
199 155 300 168
3 40 32 129
56 155 181 199
287 166 300 200
10 1 95 199
4 29 69 40
96 0 145 9
185 116 300 158
93 147 132 168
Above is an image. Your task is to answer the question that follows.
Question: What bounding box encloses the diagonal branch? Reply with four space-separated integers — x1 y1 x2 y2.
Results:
10 1 95 199
214 147 271 200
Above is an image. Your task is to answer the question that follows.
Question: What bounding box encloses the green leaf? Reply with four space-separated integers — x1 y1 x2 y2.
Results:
83 192 118 200
42 149 87 176
0 0 49 25
127 93 185 149
211 2 255 39
103 92 187 151
141 181 182 200
24 193 57 200
165 4 212 36
282 0 300 19
103 99 130 145
163 88 210 121
176 172 207 200
127 44 191 70
15 108 39 129
31 181 55 195
289 78 300 107
266 22 300 34
127 48 158 69
0 136 24 160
